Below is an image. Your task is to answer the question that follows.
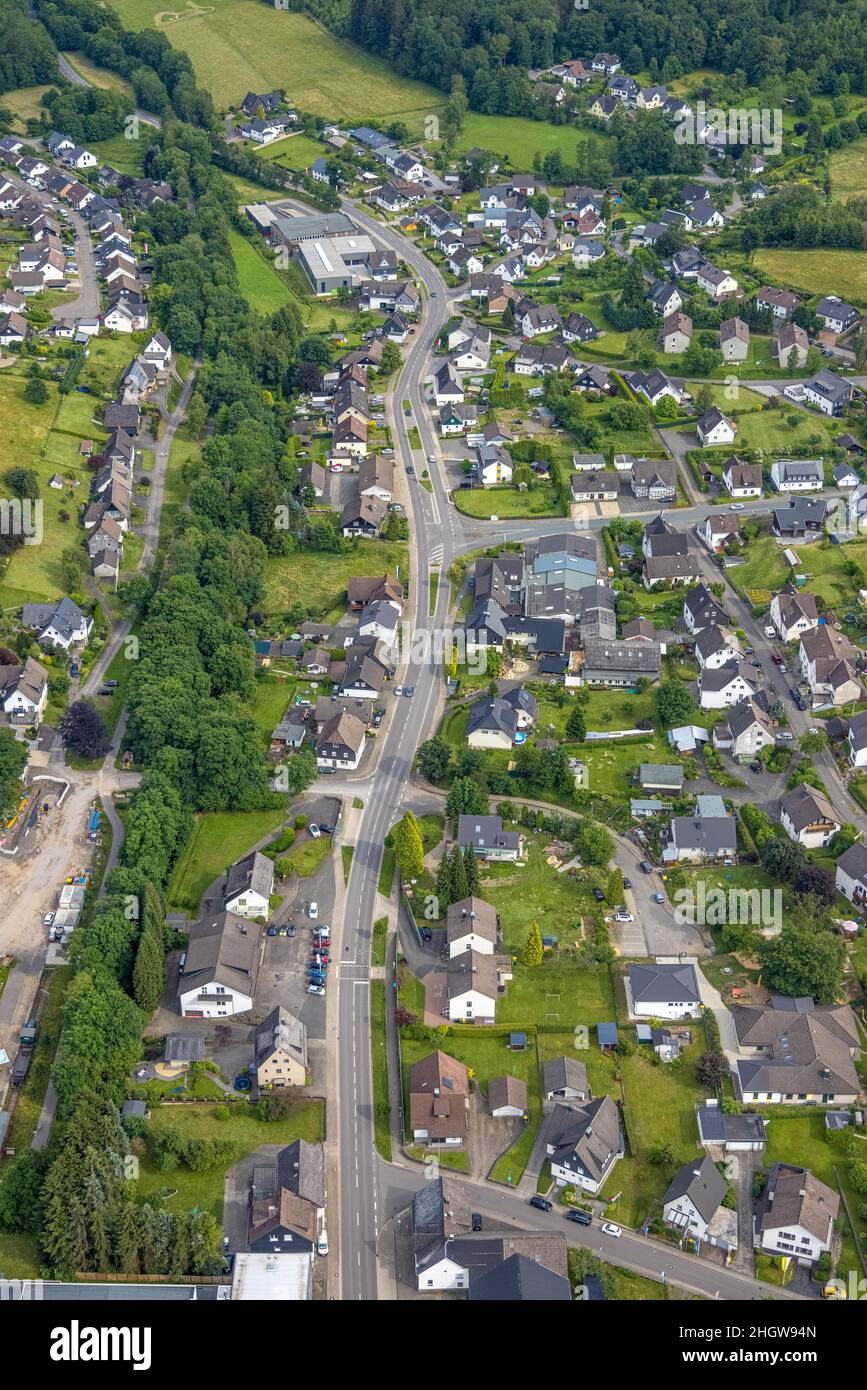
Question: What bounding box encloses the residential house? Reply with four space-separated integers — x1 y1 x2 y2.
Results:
457 814 522 862
723 457 763 497
178 911 260 1018
627 370 682 410
695 624 741 671
775 321 809 368
647 280 682 317
714 696 775 760
695 264 737 299
21 597 91 651
772 497 828 540
545 1095 622 1193
698 511 741 554
756 286 800 320
755 1164 839 1265
683 584 729 634
771 458 823 492
780 784 840 848
410 1052 470 1147
658 311 692 354
0 656 49 726
628 962 702 1020
732 996 862 1105
698 660 757 709
697 1104 767 1154
835 840 867 901
803 369 852 417
799 624 861 705
255 1006 307 1089
662 1156 730 1248
697 406 737 448
719 317 750 361
580 636 661 685
815 297 859 336
224 850 274 919
446 897 499 959
663 809 737 864
769 585 819 642
631 458 677 501
447 948 512 1023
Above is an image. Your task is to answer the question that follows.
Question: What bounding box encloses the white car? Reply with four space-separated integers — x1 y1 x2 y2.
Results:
309 823 321 838
614 912 634 923
308 902 319 919
394 684 404 696
428 454 435 464
317 1230 329 1256
601 1222 622 1238
43 912 55 926
730 502 745 511
307 983 325 996
764 625 776 638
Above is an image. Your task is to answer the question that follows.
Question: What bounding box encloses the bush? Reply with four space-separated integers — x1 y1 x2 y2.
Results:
294 814 308 829
214 1105 230 1122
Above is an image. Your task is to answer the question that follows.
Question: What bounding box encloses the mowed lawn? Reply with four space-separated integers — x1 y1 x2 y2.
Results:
831 137 867 201
111 0 440 119
59 51 136 97
732 405 834 452
167 809 287 913
263 541 408 619
258 132 327 172
137 1100 324 1221
762 1113 864 1274
228 229 294 315
754 248 867 306
453 484 561 519
455 113 613 167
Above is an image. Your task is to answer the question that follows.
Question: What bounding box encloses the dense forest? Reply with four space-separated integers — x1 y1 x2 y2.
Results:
299 0 867 107
0 0 57 94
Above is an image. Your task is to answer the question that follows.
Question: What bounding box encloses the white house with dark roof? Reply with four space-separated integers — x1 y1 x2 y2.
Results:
662 1155 730 1245
224 850 274 919
21 597 92 651
179 911 261 1017
780 784 840 848
696 406 736 448
627 962 702 1020
755 1164 839 1264
769 585 819 642
835 840 867 903
544 1095 622 1193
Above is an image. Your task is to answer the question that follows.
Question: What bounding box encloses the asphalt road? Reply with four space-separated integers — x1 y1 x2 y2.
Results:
336 205 456 1300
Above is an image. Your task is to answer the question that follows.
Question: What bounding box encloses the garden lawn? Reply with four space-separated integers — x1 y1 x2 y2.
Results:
167 809 287 913
831 137 867 202
137 1099 324 1220
252 673 294 737
762 1112 864 1275
453 484 562 519
476 842 603 958
732 407 835 452
111 0 440 120
281 835 332 877
263 541 408 619
0 1234 41 1278
455 113 613 168
726 533 790 599
258 133 327 171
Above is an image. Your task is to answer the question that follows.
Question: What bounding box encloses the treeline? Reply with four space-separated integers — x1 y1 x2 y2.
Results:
304 0 867 106
42 84 133 142
35 0 215 125
739 184 867 251
0 0 58 96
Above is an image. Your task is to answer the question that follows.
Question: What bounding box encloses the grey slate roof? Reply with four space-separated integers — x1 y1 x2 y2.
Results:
629 961 701 1007
224 849 275 906
663 1154 727 1224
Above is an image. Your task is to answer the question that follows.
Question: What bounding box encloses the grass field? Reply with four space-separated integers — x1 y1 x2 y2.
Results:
831 137 867 202
456 113 612 168
167 808 287 913
2 85 54 129
754 248 867 306
263 541 408 619
728 405 834 453
257 132 326 172
60 51 136 98
453 484 561 519
111 0 441 120
89 132 149 177
228 229 294 315
137 1099 324 1220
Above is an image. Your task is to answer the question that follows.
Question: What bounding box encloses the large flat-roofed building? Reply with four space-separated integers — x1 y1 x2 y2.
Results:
272 210 357 241
298 234 377 294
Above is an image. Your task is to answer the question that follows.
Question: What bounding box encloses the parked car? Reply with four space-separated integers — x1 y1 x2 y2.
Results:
797 697 807 711
614 911 633 923
778 661 787 673
309 823 321 838
308 902 319 919
593 887 605 902
601 1222 622 1238
307 984 325 996
653 892 665 904
789 687 800 701
267 925 278 937
471 1213 482 1232
730 502 745 511
394 685 404 696
43 912 55 926
404 686 415 698
317 1230 329 1256
529 1195 552 1212
639 860 653 874
318 823 334 834
750 762 763 774
623 877 632 890
421 926 432 942
566 1209 593 1226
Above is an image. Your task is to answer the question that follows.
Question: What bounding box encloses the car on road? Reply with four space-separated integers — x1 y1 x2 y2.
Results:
797 697 807 711
764 625 776 638
789 687 800 701
428 454 436 464
566 1209 593 1226
372 709 384 727
593 887 605 902
404 686 415 698
730 502 745 510
307 983 325 996
529 1196 552 1212
472 1213 482 1232
639 860 653 874
421 926 432 942
431 291 437 297
750 762 763 773
601 1222 622 1238
778 662 787 673
395 685 404 696
317 1231 329 1256
623 877 632 890
614 911 634 923
308 902 319 919
653 892 665 904
406 465 415 475
43 912 55 926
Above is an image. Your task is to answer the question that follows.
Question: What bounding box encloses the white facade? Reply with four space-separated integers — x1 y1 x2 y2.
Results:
224 886 270 919
448 986 496 1025
179 979 253 1019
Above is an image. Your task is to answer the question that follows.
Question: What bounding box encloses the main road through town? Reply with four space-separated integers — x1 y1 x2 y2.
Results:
335 201 456 1300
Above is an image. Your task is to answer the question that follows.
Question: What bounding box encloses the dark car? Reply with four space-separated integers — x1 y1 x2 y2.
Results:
529 1195 552 1212
104 679 119 689
593 887 605 902
286 925 296 938
623 877 632 890
750 762 763 773
789 687 800 701
421 926 432 942
471 1213 482 1232
797 698 807 711
404 686 415 698
639 860 653 874
566 1209 593 1226
406 465 415 475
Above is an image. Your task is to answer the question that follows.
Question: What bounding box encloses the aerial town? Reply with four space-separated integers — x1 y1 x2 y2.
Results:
0 0 864 1338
